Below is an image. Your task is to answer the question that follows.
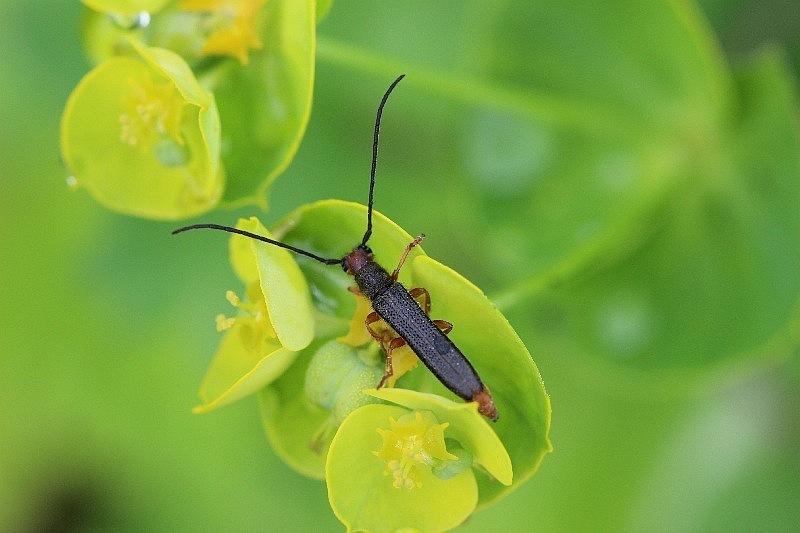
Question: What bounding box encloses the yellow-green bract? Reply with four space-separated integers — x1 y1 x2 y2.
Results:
61 43 223 219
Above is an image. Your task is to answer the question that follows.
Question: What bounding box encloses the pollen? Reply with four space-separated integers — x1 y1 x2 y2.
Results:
373 411 458 490
119 73 186 151
215 314 235 331
218 283 276 350
225 290 240 307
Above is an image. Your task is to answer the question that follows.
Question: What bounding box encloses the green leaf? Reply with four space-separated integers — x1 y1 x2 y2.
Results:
509 49 800 392
195 333 296 414
326 404 479 533
213 0 316 207
452 1 729 290
316 0 335 22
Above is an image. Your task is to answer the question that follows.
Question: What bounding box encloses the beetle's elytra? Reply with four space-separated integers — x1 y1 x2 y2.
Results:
173 75 498 421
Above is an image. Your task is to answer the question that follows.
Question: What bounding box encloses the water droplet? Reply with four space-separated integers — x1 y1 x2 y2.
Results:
109 11 152 30
136 11 151 28
65 175 78 189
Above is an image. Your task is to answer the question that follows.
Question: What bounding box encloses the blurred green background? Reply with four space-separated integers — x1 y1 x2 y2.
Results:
2 1 799 531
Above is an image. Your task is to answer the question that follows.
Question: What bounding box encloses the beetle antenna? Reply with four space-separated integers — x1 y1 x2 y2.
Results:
172 224 341 265
361 74 405 247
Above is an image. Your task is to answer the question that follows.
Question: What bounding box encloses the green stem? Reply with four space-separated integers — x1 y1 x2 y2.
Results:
316 36 635 138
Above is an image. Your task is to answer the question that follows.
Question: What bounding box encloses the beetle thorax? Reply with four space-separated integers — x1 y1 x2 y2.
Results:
345 246 393 300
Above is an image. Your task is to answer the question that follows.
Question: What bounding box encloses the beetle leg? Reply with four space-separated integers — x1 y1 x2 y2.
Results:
365 311 388 342
408 287 431 315
409 287 452 333
390 233 426 281
433 319 453 334
347 285 364 296
366 312 408 388
377 337 407 389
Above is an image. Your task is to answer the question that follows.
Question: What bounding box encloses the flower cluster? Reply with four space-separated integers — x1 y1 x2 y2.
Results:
192 201 551 530
61 0 317 219
64 4 551 529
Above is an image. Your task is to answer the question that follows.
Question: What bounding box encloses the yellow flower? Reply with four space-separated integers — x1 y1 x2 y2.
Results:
180 0 266 64
374 411 459 490
118 71 186 151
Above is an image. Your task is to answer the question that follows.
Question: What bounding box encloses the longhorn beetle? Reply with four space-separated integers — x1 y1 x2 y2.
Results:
173 75 498 421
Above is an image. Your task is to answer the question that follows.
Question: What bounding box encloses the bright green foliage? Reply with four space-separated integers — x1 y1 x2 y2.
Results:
62 0 316 218
184 201 550 528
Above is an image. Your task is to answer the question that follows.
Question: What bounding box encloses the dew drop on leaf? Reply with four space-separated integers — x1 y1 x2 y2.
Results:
109 11 151 30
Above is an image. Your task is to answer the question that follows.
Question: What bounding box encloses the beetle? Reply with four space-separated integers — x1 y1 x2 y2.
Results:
173 75 498 421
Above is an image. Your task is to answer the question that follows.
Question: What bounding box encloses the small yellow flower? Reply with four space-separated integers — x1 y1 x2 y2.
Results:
219 282 277 349
374 411 459 490
118 72 186 151
180 0 266 64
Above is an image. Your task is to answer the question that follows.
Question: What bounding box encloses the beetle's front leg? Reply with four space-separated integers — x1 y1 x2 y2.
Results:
390 234 425 281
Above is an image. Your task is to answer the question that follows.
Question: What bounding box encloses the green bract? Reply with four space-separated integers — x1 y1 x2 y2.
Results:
327 404 480 532
194 217 313 413
210 0 316 207
192 200 550 528
61 43 223 219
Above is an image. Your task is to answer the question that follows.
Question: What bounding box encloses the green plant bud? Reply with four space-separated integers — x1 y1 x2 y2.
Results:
304 340 384 424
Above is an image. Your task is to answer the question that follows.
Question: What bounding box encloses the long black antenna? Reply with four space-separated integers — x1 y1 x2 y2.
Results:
173 75 406 263
361 74 405 247
172 224 341 265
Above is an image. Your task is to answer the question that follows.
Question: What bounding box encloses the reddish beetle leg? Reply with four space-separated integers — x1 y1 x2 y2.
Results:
366 311 405 388
390 234 425 281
